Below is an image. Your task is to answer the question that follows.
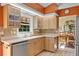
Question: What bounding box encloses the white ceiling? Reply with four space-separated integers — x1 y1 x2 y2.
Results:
58 3 79 9
39 3 79 9
39 3 51 7
39 3 62 7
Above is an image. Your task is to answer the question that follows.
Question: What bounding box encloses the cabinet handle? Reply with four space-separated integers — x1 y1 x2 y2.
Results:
6 47 8 49
5 45 10 49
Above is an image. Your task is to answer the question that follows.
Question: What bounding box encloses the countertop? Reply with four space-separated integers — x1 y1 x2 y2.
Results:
1 34 58 45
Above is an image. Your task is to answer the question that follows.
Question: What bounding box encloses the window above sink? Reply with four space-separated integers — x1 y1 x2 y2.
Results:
19 16 30 32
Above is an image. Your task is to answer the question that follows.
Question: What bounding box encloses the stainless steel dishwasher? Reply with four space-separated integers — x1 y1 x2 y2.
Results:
12 40 29 56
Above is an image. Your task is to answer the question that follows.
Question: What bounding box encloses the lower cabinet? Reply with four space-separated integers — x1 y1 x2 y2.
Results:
27 37 45 56
45 37 58 52
3 44 11 56
2 37 45 56
2 37 58 56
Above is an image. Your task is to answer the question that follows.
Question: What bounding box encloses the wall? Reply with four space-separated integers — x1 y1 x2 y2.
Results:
0 6 3 27
56 6 79 16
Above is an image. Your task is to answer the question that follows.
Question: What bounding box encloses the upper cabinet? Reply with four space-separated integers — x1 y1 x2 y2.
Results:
33 15 58 29
45 16 57 29
33 16 39 29
41 15 57 29
40 16 49 29
3 4 21 28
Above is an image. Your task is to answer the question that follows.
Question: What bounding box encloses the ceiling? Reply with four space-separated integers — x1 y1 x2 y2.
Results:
39 3 79 8
39 3 62 7
39 3 51 7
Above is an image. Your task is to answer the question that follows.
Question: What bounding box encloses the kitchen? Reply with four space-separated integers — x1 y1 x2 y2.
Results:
0 3 79 56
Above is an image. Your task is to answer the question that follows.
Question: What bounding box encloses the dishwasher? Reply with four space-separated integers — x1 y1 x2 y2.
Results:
12 41 29 56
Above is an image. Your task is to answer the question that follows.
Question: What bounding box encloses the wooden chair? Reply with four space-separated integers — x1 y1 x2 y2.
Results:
66 35 75 48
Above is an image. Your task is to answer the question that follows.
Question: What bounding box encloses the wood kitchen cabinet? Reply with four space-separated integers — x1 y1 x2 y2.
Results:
35 16 57 29
41 16 57 29
33 16 43 29
2 37 58 56
41 17 49 29
33 16 45 29
27 37 45 56
3 4 21 28
27 41 35 56
2 37 45 56
45 37 58 52
48 16 57 29
33 16 39 29
37 16 49 29
3 43 12 56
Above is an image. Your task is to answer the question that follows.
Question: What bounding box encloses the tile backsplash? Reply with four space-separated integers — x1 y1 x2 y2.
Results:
1 28 17 37
33 29 58 35
40 29 58 34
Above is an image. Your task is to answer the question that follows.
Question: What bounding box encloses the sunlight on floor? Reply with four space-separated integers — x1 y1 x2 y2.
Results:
38 43 76 56
59 45 65 49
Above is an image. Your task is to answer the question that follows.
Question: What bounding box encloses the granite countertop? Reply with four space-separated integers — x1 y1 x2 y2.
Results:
1 34 58 45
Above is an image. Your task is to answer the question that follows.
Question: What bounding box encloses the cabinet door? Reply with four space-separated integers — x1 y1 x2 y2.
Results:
35 38 45 54
41 17 48 29
45 38 49 50
45 38 54 51
3 44 11 56
8 5 20 27
38 17 43 29
41 38 45 50
8 5 21 20
14 7 21 17
45 37 57 52
33 16 43 29
48 38 55 52
27 38 44 56
34 39 42 55
8 5 15 16
27 39 41 56
48 16 57 29
3 5 21 28
38 16 57 29
27 42 35 56
33 16 39 29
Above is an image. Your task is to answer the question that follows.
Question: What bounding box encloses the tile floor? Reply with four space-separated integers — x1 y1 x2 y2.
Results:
38 48 76 56
38 41 76 56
